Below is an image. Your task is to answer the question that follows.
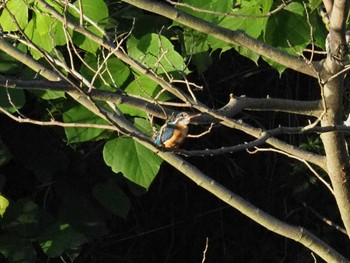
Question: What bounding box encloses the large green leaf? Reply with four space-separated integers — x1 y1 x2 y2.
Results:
218 0 272 38
24 13 66 59
127 33 189 78
0 89 25 113
92 179 130 218
72 0 109 25
265 2 310 50
70 0 109 53
206 0 272 60
103 137 163 189
39 222 87 257
63 105 110 143
0 0 28 32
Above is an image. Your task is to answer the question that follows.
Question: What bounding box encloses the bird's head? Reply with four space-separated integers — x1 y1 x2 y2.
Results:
172 112 201 127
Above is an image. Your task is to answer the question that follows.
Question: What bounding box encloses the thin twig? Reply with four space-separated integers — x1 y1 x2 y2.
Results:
302 202 347 235
201 237 209 263
250 147 334 195
0 106 117 131
167 0 292 18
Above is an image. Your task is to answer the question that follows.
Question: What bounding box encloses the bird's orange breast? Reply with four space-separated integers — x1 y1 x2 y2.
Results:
163 126 189 148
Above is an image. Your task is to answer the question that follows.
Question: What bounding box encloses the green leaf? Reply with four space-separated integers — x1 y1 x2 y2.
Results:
133 118 153 134
39 222 87 257
265 2 310 51
235 46 260 65
0 0 28 32
70 0 109 53
72 0 109 26
0 89 25 113
93 179 130 218
127 33 189 79
24 13 66 59
63 105 110 143
118 75 172 117
34 14 66 46
182 29 212 72
308 0 323 12
125 75 171 99
103 137 163 189
0 195 9 217
31 90 66 100
73 28 100 53
0 234 35 263
221 0 272 38
261 57 287 76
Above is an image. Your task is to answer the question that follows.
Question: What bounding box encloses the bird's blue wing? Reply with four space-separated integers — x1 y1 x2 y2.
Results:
154 126 175 146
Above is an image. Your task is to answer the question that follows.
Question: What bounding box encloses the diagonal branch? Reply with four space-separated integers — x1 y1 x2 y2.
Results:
121 0 318 78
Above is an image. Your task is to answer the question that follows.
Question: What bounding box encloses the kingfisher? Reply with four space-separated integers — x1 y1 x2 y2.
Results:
154 112 201 148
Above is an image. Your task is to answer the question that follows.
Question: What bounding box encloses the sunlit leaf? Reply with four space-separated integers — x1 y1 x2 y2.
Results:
72 0 109 26
0 0 28 32
0 195 9 217
24 13 66 59
103 137 163 189
63 105 111 143
70 0 109 53
127 33 189 78
32 90 66 100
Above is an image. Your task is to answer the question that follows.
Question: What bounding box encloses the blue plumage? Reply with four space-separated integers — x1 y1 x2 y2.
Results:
154 112 200 148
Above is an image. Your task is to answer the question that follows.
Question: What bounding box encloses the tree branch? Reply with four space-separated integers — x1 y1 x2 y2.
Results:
121 0 318 78
220 95 323 117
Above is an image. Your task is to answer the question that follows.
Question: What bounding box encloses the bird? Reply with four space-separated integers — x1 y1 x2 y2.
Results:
154 112 201 148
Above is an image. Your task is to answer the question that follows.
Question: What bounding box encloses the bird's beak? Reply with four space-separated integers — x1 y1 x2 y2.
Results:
189 113 201 119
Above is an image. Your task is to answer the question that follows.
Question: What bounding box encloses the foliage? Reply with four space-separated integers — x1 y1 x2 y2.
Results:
0 0 349 262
